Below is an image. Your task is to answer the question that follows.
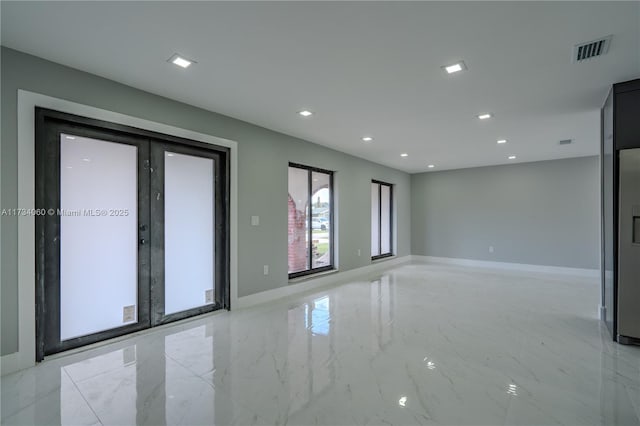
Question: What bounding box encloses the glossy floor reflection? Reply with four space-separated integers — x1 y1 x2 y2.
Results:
2 263 640 425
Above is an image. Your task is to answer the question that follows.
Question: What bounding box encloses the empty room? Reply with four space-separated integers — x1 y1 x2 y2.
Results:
1 1 639 425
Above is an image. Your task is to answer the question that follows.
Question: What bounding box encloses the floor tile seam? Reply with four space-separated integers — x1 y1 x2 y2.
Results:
162 351 214 380
0 374 73 423
194 368 269 424
625 385 640 423
62 367 105 425
64 357 140 387
162 350 267 421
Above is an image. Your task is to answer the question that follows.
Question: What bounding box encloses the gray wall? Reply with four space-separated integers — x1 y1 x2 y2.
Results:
411 156 600 269
0 47 412 355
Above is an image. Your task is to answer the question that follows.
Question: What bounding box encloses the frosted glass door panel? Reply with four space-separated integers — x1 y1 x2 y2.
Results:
60 134 138 341
381 185 391 254
371 183 380 256
164 152 215 315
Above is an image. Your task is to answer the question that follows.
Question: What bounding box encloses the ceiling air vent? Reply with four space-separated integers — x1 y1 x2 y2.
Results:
573 36 612 62
559 139 573 145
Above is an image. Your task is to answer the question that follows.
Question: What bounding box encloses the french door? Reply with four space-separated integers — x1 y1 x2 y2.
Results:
35 108 229 360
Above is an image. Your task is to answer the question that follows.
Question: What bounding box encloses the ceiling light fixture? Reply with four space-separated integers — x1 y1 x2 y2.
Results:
497 139 507 144
362 136 373 142
427 164 435 168
400 153 409 157
477 113 493 120
298 110 313 117
168 53 194 69
508 155 517 160
442 61 467 74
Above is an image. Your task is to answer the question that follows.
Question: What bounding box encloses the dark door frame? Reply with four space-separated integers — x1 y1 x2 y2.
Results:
35 108 230 361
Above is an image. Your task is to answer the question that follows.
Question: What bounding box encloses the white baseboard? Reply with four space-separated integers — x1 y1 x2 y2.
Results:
236 255 412 309
412 255 599 277
599 305 606 320
1 352 21 376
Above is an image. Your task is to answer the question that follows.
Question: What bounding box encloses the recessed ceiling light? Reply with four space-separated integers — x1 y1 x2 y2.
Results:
362 136 373 142
65 136 76 140
508 155 517 160
400 153 408 157
298 110 313 117
82 158 91 162
497 139 507 144
427 164 435 168
446 64 462 73
442 61 467 74
168 53 194 69
477 113 493 120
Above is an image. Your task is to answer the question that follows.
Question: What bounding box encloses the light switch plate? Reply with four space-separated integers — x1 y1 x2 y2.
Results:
123 305 136 323
251 215 260 226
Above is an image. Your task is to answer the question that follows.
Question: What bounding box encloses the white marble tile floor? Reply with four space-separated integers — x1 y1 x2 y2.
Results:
2 263 639 425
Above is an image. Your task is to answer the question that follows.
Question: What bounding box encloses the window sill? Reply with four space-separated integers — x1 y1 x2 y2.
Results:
372 254 396 264
288 268 339 284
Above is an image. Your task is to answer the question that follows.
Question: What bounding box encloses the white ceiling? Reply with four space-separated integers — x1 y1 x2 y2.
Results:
2 1 639 173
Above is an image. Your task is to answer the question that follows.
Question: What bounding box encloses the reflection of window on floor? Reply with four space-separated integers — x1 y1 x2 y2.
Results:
288 163 334 278
287 295 335 414
371 275 394 353
310 296 330 336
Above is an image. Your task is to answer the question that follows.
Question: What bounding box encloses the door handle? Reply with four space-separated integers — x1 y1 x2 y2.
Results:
633 205 640 245
140 238 147 245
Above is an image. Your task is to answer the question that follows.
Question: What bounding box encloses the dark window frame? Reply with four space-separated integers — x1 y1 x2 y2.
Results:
371 180 394 260
288 163 335 279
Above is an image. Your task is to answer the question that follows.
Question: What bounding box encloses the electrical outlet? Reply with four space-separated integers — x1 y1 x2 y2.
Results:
205 289 214 303
263 265 269 275
251 216 260 226
489 246 494 253
357 249 361 256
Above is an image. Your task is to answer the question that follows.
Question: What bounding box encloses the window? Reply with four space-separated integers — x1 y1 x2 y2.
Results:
288 163 334 278
371 180 393 259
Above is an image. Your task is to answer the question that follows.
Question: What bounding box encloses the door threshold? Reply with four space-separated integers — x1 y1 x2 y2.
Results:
42 308 228 363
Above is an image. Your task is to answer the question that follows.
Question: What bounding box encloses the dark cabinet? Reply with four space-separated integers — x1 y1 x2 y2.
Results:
615 86 640 150
601 78 640 344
